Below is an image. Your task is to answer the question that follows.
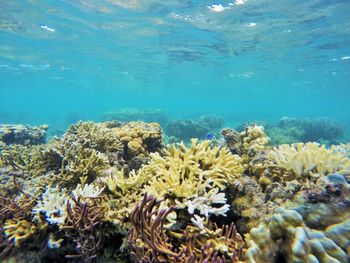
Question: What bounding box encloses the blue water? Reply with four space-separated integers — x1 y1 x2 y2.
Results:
1 0 349 130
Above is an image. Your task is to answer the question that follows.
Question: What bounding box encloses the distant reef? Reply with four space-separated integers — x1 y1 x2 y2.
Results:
0 121 349 262
165 114 225 142
0 124 48 145
101 108 169 126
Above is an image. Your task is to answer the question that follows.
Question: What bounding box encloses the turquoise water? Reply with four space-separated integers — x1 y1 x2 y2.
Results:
1 0 350 129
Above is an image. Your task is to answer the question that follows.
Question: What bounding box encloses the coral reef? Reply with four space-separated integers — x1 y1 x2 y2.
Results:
0 124 48 145
143 139 243 206
222 125 270 166
101 108 169 126
0 120 349 263
245 173 350 262
165 115 224 142
165 119 212 142
129 194 245 262
62 197 106 262
267 117 345 145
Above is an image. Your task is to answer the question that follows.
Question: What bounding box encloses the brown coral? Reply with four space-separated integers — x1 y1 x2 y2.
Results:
62 197 106 262
129 194 245 263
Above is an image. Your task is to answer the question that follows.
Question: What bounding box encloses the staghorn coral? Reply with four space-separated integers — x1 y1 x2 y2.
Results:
102 167 152 233
62 147 110 185
187 188 230 221
72 183 105 199
0 192 43 258
58 121 123 154
144 139 243 205
182 223 244 262
129 194 245 262
62 197 105 262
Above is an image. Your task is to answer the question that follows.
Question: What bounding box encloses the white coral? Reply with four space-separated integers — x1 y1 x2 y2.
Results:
187 188 230 219
72 183 104 199
191 214 205 229
32 186 69 225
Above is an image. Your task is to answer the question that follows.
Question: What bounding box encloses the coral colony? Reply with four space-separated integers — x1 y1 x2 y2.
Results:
0 121 349 262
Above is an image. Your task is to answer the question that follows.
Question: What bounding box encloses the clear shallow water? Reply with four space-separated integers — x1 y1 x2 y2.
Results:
0 0 349 129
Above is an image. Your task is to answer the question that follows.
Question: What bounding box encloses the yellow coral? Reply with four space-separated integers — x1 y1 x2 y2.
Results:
269 142 350 182
144 139 243 202
111 121 163 158
3 219 47 247
103 167 150 197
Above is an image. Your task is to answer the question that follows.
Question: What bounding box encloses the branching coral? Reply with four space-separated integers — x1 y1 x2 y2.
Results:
143 139 243 205
129 194 245 262
187 188 230 221
268 142 350 182
101 167 152 233
129 194 179 262
0 143 62 177
3 219 47 247
59 121 123 154
0 192 42 258
182 223 244 262
32 186 69 225
62 197 105 262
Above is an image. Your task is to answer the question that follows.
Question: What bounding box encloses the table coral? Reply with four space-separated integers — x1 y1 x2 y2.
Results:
0 124 48 145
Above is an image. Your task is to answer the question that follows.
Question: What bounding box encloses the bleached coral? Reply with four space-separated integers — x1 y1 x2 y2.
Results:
32 186 69 225
187 188 230 219
72 183 104 199
47 233 64 249
269 142 350 181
